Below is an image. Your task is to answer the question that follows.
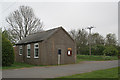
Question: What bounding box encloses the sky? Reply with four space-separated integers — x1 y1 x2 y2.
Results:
0 0 119 40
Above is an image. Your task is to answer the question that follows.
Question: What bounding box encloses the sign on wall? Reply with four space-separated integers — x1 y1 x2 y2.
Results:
67 48 72 56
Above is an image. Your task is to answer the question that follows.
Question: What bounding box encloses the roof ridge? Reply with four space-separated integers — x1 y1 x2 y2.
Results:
16 27 63 45
45 27 62 32
30 27 61 35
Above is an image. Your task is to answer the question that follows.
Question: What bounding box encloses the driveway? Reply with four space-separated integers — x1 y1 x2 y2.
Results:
2 60 118 78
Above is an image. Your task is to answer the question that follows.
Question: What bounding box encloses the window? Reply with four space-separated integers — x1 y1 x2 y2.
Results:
27 44 31 58
34 43 39 58
58 49 61 55
19 46 22 55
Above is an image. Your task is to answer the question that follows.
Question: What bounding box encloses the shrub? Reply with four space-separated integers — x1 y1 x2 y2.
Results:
103 45 118 56
77 46 89 55
91 45 105 55
2 35 14 66
116 46 120 57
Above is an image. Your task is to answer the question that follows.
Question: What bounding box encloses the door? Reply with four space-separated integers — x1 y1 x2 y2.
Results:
58 49 61 65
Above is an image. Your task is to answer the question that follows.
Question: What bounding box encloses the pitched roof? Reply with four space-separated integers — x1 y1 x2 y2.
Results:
16 27 61 45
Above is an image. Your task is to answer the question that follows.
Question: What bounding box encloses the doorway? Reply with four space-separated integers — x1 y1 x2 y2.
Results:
58 49 61 65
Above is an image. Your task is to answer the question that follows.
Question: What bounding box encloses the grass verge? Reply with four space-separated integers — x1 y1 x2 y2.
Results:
60 67 118 78
2 62 35 70
48 67 119 80
77 55 118 63
2 62 57 70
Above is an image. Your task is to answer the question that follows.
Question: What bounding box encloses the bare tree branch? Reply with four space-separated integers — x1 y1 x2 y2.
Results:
6 5 43 43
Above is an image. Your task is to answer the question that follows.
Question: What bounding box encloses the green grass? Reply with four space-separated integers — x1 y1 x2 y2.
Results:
77 55 118 63
61 67 118 78
2 62 58 70
48 67 119 80
2 62 35 70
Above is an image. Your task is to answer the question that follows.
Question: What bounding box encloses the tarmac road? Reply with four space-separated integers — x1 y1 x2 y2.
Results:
2 60 118 78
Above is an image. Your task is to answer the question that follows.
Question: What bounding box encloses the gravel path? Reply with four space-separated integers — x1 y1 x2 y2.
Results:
2 60 118 78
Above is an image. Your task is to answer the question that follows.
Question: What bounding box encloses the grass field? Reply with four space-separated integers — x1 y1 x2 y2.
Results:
76 55 118 63
48 67 119 80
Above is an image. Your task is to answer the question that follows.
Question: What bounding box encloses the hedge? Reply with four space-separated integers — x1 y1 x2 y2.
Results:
91 45 105 55
103 45 118 56
2 35 14 66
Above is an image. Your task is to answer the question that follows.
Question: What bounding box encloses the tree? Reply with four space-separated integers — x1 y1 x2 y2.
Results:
69 29 89 54
69 29 77 40
2 34 14 66
6 5 44 43
0 28 2 33
91 44 105 55
105 33 117 46
0 28 2 66
2 29 15 44
91 33 105 45
103 45 118 56
76 29 88 46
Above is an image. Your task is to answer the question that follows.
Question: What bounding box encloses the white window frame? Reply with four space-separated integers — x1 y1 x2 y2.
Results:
19 46 22 55
27 44 31 58
34 43 39 58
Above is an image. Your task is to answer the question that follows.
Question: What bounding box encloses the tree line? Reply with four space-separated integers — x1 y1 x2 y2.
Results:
69 29 119 56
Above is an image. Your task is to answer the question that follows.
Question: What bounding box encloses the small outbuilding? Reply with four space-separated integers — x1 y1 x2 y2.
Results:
15 27 76 65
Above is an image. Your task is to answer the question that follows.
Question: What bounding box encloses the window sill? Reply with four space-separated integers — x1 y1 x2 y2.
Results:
19 54 22 56
27 56 30 58
34 57 39 59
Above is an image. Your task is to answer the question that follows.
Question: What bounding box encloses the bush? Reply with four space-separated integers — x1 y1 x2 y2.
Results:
103 46 118 56
77 46 89 55
116 46 120 56
91 45 105 55
2 35 14 66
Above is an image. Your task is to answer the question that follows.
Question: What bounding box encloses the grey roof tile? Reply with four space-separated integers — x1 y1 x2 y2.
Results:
16 27 60 45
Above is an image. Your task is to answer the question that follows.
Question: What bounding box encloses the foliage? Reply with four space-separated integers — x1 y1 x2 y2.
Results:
2 29 15 45
77 46 89 55
76 29 88 46
0 28 1 33
103 45 118 56
69 29 77 40
69 29 118 56
69 29 89 55
91 45 105 55
2 35 14 66
0 28 2 67
116 45 120 56
105 33 117 46
91 33 105 45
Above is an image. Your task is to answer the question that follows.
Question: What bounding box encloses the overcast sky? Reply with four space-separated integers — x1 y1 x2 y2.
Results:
0 0 118 39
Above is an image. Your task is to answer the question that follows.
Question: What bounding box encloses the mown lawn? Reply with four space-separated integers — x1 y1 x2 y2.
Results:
2 62 56 70
77 55 118 63
60 67 118 78
48 67 119 80
2 62 35 70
